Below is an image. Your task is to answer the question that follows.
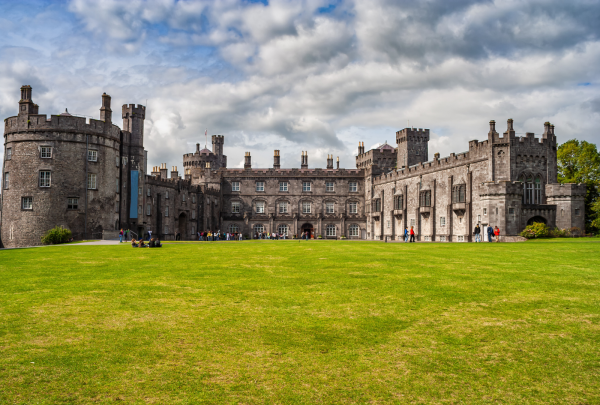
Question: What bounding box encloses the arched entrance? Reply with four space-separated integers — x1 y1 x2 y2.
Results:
527 216 547 226
301 223 314 239
178 213 187 240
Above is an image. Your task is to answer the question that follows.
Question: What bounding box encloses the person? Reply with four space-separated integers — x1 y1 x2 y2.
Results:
494 226 500 242
149 237 162 248
175 231 180 241
473 224 481 243
119 228 124 243
409 226 415 243
487 225 494 242
131 238 138 248
404 226 409 243
148 229 152 241
124 229 129 242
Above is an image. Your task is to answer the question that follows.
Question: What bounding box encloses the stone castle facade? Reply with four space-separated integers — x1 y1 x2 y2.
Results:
1 86 586 247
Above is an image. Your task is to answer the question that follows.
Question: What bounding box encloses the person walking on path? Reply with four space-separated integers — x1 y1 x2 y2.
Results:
494 226 500 242
409 226 416 243
119 228 124 243
404 227 409 242
474 224 481 243
124 229 129 242
487 225 494 242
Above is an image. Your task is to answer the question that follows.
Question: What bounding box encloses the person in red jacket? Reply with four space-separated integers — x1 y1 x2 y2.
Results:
494 226 500 242
409 226 416 243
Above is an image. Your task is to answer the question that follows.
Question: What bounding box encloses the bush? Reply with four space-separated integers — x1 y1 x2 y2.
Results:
549 227 570 238
520 222 549 239
41 226 72 245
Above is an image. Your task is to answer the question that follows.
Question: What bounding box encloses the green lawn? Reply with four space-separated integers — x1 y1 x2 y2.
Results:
1 240 599 404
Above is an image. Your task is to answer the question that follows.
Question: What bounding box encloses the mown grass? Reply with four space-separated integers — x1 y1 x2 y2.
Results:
0 240 599 404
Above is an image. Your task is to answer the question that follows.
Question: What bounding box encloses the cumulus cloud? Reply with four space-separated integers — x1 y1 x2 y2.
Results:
0 0 599 173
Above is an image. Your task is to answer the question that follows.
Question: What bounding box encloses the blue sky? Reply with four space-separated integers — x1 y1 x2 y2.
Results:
1 0 600 170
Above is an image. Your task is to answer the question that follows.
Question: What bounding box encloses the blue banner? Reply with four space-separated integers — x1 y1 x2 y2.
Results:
130 170 138 218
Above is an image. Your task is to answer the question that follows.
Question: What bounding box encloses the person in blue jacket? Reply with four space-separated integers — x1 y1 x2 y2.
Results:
487 225 494 242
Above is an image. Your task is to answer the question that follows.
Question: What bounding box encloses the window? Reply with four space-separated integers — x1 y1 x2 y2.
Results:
280 182 288 192
477 215 481 222
483 208 487 215
387 220 391 229
349 182 358 192
575 208 581 216
40 146 52 158
256 181 264 192
147 188 151 197
457 235 464 242
87 150 97 162
143 203 149 215
229 224 239 233
349 202 358 214
3 172 8 189
232 181 240 192
6 147 11 160
87 174 97 189
410 218 415 227
302 182 311 192
254 224 264 234
302 201 311 214
192 210 196 219
349 224 359 237
182 194 186 202
509 208 515 215
372 199 381 212
440 216 446 227
116 156 120 167
326 202 335 214
525 176 534 204
439 235 446 242
326 224 336 236
191 226 196 235
68 198 78 210
278 224 289 236
534 177 542 203
256 201 265 214
420 190 431 206
165 206 169 217
138 187 142 196
279 201 288 213
231 201 241 213
138 205 142 217
394 195 403 210
326 182 334 192
192 195 196 204
424 236 430 241
22 197 33 210
452 184 466 203
115 201 119 213
164 225 169 234
39 171 51 187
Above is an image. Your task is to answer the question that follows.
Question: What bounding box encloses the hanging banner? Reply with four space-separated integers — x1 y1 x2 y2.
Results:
130 170 138 218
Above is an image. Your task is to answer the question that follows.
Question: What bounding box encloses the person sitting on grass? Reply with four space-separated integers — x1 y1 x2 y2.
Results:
149 237 163 248
138 239 146 248
131 238 138 247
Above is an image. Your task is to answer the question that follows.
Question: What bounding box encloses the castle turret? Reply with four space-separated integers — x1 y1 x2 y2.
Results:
122 103 146 150
18 85 36 116
396 127 429 168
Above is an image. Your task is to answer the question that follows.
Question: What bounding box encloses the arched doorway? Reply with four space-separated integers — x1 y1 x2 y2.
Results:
527 215 547 225
178 213 187 240
301 223 314 239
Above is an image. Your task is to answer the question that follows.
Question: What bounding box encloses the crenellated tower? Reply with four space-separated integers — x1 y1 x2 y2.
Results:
396 128 429 168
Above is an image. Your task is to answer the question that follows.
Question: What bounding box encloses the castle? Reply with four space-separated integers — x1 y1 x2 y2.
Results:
0 86 586 247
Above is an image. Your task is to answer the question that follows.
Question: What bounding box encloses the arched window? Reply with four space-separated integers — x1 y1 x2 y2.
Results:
278 224 289 236
326 224 336 237
534 176 542 204
526 176 534 204
229 224 239 233
349 224 359 237
253 224 264 234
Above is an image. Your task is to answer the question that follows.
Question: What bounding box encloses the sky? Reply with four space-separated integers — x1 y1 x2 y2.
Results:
1 0 599 171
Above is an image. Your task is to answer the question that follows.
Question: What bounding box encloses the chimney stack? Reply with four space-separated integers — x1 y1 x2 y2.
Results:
273 150 280 169
244 152 252 169
160 163 168 180
171 166 178 179
489 120 496 134
151 166 160 177
336 156 340 169
196 143 200 153
434 152 440 160
327 154 333 169
301 151 308 169
100 92 112 123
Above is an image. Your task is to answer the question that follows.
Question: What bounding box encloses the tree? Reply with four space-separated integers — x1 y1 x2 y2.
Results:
557 140 600 233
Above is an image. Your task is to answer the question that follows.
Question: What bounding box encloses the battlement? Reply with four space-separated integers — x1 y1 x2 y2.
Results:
221 167 363 177
545 183 586 197
212 135 224 143
396 127 430 143
121 104 146 119
480 180 524 196
4 114 121 140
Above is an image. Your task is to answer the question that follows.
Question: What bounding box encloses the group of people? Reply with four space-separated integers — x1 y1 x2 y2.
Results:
130 237 162 248
197 231 243 241
403 226 417 242
473 224 501 242
257 232 287 240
